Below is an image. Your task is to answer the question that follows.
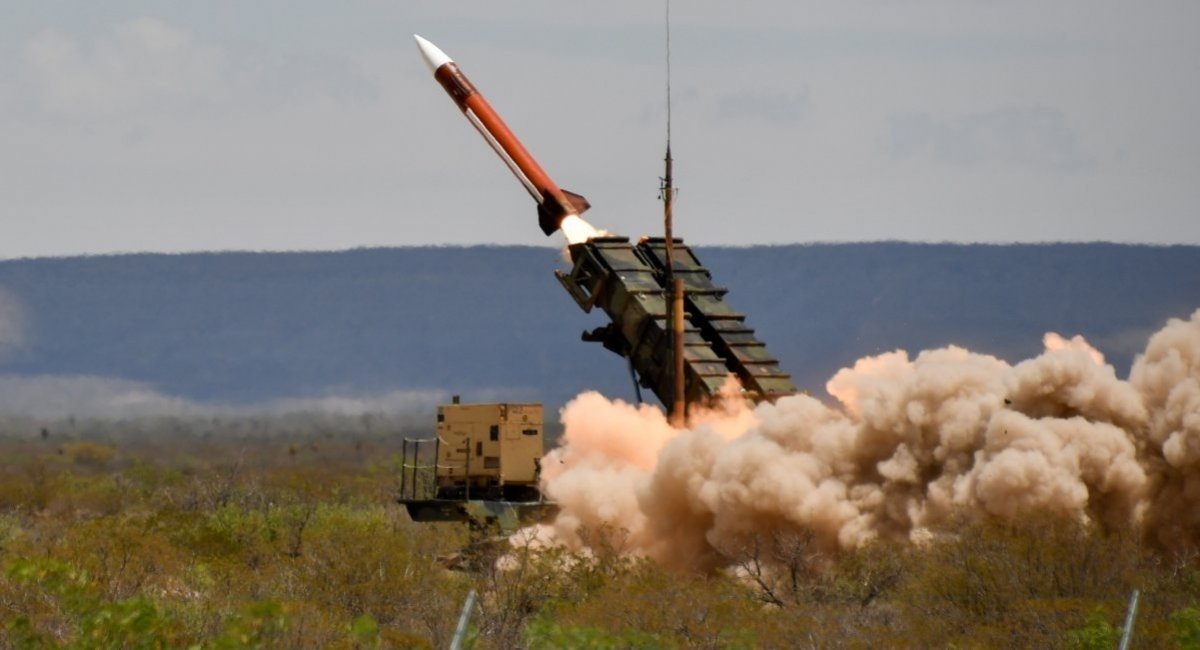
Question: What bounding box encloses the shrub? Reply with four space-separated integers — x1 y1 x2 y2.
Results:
58 442 116 467
1065 608 1121 650
1172 606 1200 649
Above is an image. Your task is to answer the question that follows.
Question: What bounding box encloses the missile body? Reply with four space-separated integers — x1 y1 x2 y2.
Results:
415 35 589 236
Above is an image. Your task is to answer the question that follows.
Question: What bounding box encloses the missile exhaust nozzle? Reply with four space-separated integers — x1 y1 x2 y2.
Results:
538 190 591 236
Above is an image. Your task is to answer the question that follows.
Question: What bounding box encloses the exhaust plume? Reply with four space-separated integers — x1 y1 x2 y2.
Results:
539 309 1200 570
559 214 605 246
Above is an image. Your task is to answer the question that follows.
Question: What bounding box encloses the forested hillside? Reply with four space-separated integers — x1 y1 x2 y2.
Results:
0 243 1195 414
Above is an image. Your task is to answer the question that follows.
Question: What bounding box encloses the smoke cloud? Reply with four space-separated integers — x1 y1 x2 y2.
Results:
539 309 1200 570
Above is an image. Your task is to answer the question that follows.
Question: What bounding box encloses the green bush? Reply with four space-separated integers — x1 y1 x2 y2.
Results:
1172 606 1200 649
1065 608 1121 650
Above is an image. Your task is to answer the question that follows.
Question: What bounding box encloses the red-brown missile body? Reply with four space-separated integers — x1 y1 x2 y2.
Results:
415 35 589 236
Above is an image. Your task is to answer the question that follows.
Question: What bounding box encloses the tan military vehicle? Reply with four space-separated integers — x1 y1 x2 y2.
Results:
399 397 554 530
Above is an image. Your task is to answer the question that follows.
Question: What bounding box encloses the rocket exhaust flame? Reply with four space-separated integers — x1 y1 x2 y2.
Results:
415 35 594 239
560 215 605 246
536 309 1200 571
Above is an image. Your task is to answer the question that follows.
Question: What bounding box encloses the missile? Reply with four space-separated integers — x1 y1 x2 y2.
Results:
415 34 590 236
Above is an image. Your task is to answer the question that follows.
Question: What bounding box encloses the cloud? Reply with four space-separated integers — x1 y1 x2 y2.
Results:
0 374 194 419
715 89 809 124
23 17 226 118
0 374 446 419
3 4 1198 254
264 391 449 417
889 106 1090 171
20 16 374 121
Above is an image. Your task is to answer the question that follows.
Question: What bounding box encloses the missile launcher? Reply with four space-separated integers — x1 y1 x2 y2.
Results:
558 236 797 411
406 34 798 536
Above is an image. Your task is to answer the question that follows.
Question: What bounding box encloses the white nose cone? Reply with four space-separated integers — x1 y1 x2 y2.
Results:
414 34 453 74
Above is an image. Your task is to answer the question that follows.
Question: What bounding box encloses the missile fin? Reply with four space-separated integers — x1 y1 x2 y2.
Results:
537 190 592 235
562 190 591 215
537 203 560 236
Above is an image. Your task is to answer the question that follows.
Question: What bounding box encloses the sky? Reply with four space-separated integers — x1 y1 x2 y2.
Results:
1 1 1198 259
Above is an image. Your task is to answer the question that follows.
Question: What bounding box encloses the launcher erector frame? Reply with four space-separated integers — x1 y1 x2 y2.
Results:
557 236 797 411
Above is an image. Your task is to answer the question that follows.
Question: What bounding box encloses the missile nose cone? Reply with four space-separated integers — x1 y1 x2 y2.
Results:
414 34 452 74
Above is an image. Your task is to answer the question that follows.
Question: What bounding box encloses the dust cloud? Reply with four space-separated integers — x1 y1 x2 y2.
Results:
0 374 447 420
538 309 1200 570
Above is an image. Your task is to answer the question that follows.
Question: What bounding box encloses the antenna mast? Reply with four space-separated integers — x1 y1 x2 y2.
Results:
659 0 685 426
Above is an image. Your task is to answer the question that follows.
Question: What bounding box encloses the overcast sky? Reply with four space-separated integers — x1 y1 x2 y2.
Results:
2 1 1198 259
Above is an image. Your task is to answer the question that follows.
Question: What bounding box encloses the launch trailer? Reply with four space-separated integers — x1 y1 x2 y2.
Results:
558 236 798 411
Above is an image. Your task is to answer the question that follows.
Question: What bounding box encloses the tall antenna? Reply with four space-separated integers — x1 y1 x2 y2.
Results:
660 0 675 244
665 0 673 152
659 0 685 426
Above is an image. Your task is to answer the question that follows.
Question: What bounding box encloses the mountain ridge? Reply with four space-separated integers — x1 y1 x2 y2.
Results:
0 243 1195 415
